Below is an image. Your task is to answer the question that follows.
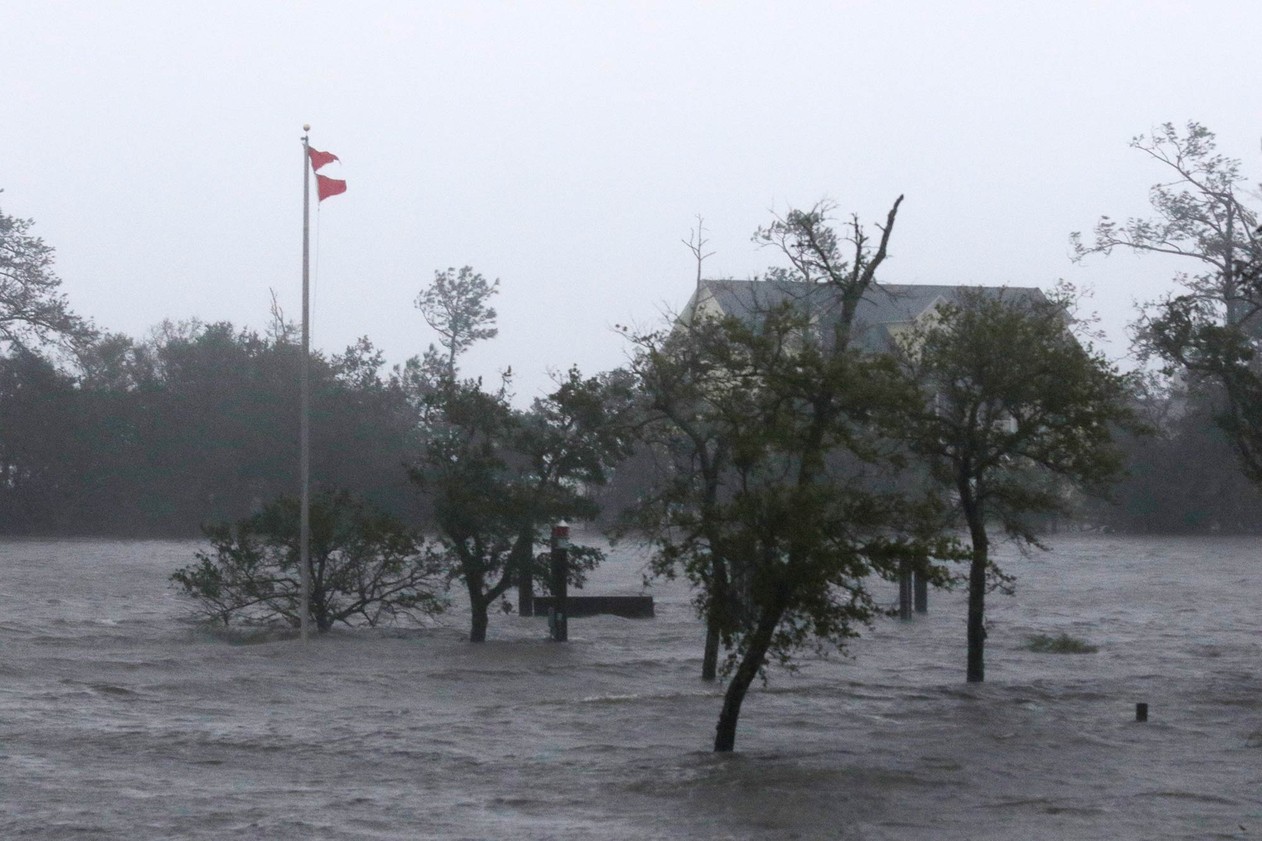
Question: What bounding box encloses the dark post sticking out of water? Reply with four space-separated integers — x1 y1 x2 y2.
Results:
898 558 913 621
548 522 569 642
1136 702 1148 722
517 564 534 617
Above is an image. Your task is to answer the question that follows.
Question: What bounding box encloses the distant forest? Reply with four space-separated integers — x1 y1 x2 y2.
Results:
0 322 428 536
1088 383 1262 534
2 316 1261 537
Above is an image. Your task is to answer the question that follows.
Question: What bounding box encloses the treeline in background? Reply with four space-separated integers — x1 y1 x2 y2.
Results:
0 321 427 536
4 313 1262 538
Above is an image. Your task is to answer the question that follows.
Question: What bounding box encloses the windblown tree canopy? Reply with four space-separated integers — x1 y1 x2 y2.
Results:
1072 122 1259 325
894 288 1139 683
414 265 500 377
1073 122 1262 485
407 266 634 642
628 196 955 752
1149 299 1262 484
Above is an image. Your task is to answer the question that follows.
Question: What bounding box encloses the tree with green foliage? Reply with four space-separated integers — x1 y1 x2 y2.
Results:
1072 122 1258 328
0 315 426 536
629 197 952 751
0 349 82 530
1073 122 1262 487
0 200 95 534
623 314 736 682
415 266 500 376
1148 295 1262 485
894 289 1138 682
407 267 633 642
172 490 445 631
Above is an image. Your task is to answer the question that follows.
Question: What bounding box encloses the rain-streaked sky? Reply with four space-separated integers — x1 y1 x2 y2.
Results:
4 1 1260 399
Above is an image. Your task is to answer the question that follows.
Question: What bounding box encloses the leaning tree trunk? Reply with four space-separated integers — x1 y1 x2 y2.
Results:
713 590 786 752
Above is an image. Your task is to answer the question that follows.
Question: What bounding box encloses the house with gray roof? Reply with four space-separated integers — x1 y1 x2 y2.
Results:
680 279 1051 354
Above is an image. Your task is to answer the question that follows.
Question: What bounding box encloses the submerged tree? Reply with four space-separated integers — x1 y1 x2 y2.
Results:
894 289 1138 682
172 490 444 631
629 196 953 751
624 314 736 682
407 267 633 641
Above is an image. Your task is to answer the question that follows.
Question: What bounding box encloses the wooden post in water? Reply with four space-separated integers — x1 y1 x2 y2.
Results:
898 558 913 621
517 564 534 617
548 522 569 641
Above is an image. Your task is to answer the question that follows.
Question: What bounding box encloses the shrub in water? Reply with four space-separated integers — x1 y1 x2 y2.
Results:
172 489 445 632
1024 632 1098 654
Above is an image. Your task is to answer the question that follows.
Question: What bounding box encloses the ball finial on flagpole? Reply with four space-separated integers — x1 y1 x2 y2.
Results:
303 123 311 132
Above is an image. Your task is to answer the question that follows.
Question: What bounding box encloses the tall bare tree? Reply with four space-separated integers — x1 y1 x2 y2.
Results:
1072 121 1260 328
0 198 95 356
1073 122 1262 485
682 214 716 296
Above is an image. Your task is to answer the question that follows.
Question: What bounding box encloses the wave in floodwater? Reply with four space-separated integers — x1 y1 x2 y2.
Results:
2 534 1261 840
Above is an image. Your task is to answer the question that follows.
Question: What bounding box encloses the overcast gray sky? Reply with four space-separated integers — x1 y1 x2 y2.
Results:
4 1 1260 400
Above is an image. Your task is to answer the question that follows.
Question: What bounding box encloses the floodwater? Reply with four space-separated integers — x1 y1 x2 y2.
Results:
1 534 1259 840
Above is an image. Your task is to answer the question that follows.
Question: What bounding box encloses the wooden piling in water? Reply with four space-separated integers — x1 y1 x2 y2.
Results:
517 564 534 617
549 522 569 641
898 559 913 621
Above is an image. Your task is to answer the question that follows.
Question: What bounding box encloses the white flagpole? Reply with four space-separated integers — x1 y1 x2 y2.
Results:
299 125 313 642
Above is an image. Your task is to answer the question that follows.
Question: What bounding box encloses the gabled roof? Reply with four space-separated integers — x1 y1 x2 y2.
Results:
683 279 1050 352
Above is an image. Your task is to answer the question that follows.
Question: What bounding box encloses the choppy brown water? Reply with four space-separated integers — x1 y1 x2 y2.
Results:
2 534 1260 840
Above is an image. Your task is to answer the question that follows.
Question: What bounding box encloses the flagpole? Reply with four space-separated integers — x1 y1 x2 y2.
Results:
299 125 313 643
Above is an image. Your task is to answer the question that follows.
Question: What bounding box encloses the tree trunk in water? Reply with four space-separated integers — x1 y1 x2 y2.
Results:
714 598 783 752
468 576 490 643
469 600 489 642
702 621 719 681
702 553 731 681
966 542 988 683
959 478 989 684
310 587 330 633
